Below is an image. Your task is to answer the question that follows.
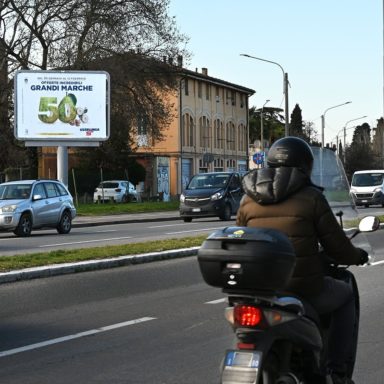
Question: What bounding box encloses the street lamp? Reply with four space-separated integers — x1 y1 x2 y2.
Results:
260 99 270 152
240 54 289 136
321 101 352 147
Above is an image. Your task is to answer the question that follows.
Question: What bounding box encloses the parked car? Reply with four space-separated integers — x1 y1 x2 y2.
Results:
350 169 384 207
179 172 244 222
0 179 77 237
93 180 138 203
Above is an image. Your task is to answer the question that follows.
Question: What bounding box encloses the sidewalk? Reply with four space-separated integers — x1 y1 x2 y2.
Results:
0 210 197 284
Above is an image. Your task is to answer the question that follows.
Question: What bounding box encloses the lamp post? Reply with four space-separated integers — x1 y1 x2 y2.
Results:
240 54 289 136
260 99 270 152
321 101 352 147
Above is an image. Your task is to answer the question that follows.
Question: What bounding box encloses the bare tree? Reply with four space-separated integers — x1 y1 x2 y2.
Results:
0 0 189 175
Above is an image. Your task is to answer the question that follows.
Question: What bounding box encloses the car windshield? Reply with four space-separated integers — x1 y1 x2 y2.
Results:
0 184 32 200
351 173 384 187
187 174 230 189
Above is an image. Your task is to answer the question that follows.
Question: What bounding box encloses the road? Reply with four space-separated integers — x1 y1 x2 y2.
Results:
0 230 383 383
0 216 227 256
0 205 383 257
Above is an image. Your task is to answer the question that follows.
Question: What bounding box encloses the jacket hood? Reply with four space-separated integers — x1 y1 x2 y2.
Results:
242 167 314 204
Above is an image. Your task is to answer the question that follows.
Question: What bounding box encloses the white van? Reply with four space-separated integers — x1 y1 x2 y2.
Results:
350 170 384 207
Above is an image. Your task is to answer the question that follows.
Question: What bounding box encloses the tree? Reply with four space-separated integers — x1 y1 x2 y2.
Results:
290 104 305 139
344 123 379 178
249 105 285 147
0 0 189 176
372 117 384 168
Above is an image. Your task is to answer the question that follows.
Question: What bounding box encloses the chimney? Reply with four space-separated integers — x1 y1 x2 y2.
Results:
202 67 208 76
177 55 183 67
168 57 174 65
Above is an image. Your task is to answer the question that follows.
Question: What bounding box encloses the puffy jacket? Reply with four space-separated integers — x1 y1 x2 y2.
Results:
236 167 362 297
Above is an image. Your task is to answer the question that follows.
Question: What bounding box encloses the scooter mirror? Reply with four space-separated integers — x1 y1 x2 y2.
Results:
358 216 380 232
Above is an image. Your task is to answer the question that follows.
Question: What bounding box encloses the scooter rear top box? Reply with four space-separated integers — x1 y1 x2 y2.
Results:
198 227 296 293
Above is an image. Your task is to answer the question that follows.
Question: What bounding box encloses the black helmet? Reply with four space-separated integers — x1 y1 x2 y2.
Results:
267 136 314 175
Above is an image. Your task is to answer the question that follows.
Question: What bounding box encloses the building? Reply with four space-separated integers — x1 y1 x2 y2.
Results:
133 66 255 200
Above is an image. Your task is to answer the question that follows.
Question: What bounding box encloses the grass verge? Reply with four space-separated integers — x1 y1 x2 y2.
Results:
0 235 206 273
76 201 179 216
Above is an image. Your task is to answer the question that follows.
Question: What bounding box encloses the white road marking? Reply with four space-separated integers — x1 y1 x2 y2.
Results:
205 298 227 304
167 227 222 235
370 260 384 266
95 229 118 233
0 317 156 358
149 223 188 228
39 236 133 248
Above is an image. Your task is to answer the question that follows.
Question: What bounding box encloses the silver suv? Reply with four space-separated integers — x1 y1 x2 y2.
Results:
0 179 77 237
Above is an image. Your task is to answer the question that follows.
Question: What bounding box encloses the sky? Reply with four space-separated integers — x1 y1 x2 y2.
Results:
168 0 382 146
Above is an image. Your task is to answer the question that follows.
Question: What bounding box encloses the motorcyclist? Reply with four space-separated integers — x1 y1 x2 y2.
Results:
236 136 368 384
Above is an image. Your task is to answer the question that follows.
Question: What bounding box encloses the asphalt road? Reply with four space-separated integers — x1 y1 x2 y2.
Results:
0 232 383 383
0 213 228 256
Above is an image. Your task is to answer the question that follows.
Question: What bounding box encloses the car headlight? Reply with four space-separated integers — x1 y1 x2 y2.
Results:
180 194 185 202
374 187 382 193
211 192 223 201
0 205 17 213
350 188 356 194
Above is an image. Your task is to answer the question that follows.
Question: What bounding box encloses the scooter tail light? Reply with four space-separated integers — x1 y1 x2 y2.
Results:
234 305 263 327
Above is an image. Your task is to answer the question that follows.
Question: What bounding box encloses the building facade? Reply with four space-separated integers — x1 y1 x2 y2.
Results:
134 67 255 200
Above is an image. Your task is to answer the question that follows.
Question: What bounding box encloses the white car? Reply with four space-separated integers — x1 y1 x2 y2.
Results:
93 180 138 203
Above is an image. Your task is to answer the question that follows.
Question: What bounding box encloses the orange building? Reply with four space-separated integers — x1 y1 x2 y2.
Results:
133 67 255 200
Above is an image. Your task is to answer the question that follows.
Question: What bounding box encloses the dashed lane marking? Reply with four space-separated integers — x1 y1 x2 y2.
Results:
0 317 156 358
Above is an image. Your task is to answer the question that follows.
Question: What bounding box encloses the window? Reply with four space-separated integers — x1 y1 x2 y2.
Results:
214 119 224 149
240 93 245 108
227 159 236 171
215 86 221 102
56 183 69 196
184 79 189 96
231 91 236 106
214 158 224 172
199 116 211 148
237 123 247 151
33 183 47 198
226 121 236 150
226 89 231 104
206 83 210 100
198 81 202 98
182 113 194 147
45 182 59 198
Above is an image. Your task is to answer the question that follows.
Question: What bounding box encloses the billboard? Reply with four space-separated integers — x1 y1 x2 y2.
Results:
14 70 110 142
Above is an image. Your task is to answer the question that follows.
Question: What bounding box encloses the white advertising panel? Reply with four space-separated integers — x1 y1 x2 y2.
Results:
15 70 110 142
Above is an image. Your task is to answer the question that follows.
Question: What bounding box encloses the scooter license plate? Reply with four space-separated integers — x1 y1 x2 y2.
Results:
222 350 262 384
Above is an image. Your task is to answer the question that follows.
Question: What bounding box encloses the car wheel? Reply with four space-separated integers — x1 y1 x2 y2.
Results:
57 211 72 234
220 204 232 221
183 217 192 222
14 213 32 237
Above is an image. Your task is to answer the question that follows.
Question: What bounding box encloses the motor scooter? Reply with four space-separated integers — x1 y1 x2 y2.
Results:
198 216 379 384
197 148 380 384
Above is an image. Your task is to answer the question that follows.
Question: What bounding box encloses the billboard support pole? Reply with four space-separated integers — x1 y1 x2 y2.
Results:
57 146 68 185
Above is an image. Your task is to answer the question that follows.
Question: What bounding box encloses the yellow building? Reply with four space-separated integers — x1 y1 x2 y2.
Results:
134 67 255 200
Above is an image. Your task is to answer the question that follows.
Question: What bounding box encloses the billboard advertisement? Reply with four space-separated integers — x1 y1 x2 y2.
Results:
15 70 110 142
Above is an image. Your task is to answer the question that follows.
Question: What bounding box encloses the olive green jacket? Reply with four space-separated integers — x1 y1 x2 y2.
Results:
236 167 361 297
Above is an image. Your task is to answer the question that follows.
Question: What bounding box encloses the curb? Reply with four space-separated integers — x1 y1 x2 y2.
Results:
0 247 199 284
